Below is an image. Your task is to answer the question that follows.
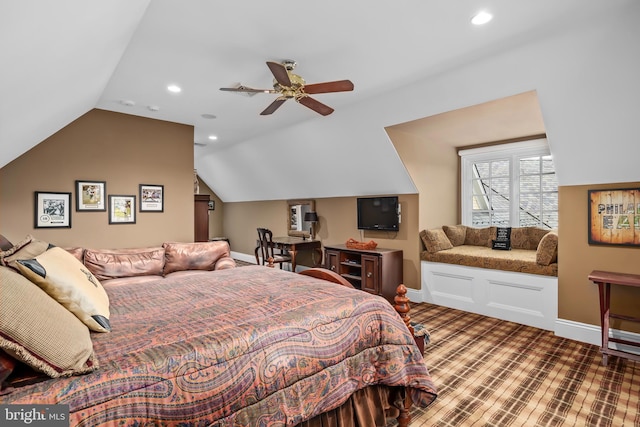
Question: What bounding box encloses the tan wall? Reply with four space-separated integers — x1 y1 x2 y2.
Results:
0 109 194 248
387 127 460 229
559 182 640 333
223 194 422 289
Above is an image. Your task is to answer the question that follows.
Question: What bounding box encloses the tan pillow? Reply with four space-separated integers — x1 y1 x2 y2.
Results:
536 230 558 265
0 266 98 378
464 227 494 247
509 227 529 249
0 235 50 269
163 241 231 275
443 225 466 246
15 247 111 333
84 247 165 281
420 229 453 254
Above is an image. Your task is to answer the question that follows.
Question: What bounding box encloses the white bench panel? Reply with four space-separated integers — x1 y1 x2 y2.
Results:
421 261 558 330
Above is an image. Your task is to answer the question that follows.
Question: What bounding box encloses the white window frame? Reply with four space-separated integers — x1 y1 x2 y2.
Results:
459 138 556 228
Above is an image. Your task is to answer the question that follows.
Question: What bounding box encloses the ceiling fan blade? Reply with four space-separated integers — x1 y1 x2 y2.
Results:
303 80 354 94
220 85 276 94
266 61 292 87
260 98 287 115
297 96 334 116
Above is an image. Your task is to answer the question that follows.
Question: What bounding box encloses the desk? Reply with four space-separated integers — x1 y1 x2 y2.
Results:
255 237 322 272
588 270 640 366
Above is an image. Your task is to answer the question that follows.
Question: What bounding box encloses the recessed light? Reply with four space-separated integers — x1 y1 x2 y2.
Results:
167 84 181 93
208 135 218 141
471 11 493 25
120 99 135 107
148 105 160 112
201 114 217 119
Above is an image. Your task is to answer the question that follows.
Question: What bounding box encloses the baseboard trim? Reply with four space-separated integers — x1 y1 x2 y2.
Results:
555 318 640 355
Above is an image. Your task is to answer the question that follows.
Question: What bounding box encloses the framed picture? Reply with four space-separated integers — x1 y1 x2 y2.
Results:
139 184 164 212
75 180 106 211
109 195 136 224
34 191 72 228
588 188 640 247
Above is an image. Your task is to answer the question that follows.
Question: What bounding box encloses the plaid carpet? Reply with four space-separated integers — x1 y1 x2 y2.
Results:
394 302 640 427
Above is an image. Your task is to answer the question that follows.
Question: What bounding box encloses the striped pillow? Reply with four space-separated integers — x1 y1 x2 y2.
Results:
0 266 98 378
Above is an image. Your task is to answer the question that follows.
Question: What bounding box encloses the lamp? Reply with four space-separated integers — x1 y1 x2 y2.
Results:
304 211 319 240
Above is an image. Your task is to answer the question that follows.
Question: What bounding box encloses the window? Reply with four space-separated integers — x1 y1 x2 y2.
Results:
460 139 558 229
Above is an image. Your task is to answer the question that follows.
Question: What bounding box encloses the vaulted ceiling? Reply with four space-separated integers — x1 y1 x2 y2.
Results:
1 1 638 202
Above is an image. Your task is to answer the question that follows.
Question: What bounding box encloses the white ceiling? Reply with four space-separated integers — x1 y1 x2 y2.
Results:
1 1 638 202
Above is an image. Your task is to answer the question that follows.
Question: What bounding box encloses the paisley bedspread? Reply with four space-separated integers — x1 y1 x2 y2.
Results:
3 265 437 426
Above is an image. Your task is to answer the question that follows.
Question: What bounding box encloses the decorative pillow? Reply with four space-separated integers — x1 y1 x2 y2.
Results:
509 227 529 249
529 227 551 250
442 225 466 246
163 241 230 275
492 227 512 250
84 247 165 281
15 247 111 333
536 230 559 265
0 235 51 269
464 227 494 247
0 266 98 378
420 229 453 254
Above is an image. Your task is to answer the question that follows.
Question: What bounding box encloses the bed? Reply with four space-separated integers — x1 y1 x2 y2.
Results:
1 262 437 426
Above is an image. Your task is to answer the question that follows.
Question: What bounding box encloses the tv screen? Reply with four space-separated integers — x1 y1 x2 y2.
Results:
357 196 399 231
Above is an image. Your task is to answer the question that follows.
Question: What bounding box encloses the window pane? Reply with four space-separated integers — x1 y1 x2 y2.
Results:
520 175 540 192
542 212 558 229
542 174 557 192
520 157 540 175
472 195 489 210
520 193 541 213
474 162 490 179
491 160 509 177
491 177 510 194
472 212 490 227
542 156 555 173
543 192 558 211
491 211 510 226
520 215 542 227
472 179 488 195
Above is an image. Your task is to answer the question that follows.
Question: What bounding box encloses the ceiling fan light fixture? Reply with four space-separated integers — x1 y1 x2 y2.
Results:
471 11 493 25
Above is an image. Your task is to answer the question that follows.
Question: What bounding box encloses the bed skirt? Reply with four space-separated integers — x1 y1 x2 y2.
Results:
299 385 403 427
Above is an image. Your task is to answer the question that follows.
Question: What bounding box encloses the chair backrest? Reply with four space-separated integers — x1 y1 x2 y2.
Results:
256 228 276 265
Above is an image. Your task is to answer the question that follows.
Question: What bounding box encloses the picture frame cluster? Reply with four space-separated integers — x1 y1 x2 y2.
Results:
34 181 164 228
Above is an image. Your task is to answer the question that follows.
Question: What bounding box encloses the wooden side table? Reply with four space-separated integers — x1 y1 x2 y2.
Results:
588 270 640 366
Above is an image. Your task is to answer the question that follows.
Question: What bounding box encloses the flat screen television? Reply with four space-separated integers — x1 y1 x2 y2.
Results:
357 196 399 231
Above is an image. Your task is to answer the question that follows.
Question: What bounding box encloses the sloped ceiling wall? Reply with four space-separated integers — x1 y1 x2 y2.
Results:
0 1 150 167
1 2 639 203
198 2 640 201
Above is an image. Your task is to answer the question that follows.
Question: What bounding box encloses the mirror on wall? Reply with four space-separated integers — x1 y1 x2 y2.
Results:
287 199 315 238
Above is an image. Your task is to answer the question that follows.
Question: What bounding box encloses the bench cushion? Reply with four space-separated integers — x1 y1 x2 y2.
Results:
421 245 557 276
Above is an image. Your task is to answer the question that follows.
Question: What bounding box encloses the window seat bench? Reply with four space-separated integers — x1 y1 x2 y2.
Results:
419 225 558 331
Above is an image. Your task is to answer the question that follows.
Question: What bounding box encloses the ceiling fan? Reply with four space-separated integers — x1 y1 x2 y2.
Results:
220 60 354 116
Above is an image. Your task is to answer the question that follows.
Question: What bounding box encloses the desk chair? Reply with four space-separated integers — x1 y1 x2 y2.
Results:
256 228 292 269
